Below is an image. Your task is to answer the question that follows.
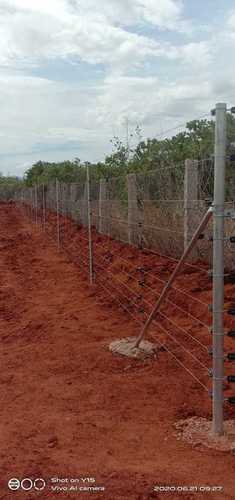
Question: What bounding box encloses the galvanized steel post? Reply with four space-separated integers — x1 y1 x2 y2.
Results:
86 165 94 284
212 103 227 435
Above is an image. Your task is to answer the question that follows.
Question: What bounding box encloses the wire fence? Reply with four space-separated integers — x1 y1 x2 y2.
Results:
7 157 235 396
16 158 235 267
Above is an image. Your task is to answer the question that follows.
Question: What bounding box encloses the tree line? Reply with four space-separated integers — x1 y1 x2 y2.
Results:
1 116 235 193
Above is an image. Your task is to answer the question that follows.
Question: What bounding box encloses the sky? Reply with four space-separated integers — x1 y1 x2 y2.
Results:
0 0 235 177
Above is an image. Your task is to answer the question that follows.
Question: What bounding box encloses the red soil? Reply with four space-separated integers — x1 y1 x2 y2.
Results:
0 202 235 499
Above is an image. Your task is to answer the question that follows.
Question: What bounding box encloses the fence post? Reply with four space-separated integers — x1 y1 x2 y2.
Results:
42 183 46 231
30 187 33 220
86 165 94 284
127 173 138 245
212 102 227 436
83 182 88 226
184 159 198 257
99 178 107 234
35 184 38 225
56 179 60 250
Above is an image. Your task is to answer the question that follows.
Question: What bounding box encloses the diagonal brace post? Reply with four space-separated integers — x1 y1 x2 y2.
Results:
134 207 213 348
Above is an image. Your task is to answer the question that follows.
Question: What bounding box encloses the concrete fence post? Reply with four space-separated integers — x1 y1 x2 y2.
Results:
70 184 77 221
56 178 60 250
42 184 46 231
184 159 199 256
99 179 107 234
82 182 88 226
86 165 94 284
35 184 38 225
127 173 138 245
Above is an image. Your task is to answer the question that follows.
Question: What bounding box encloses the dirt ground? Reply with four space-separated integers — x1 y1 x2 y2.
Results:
0 202 234 500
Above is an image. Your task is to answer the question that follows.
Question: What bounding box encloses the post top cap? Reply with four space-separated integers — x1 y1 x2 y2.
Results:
216 102 227 108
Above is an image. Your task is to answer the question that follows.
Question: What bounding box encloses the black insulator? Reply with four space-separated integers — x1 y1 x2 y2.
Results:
227 375 235 383
227 308 235 316
228 331 235 338
231 107 235 114
228 397 235 405
230 154 235 162
230 236 235 244
198 233 205 240
228 353 235 361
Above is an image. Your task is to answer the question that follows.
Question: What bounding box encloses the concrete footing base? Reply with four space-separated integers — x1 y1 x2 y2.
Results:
109 336 156 359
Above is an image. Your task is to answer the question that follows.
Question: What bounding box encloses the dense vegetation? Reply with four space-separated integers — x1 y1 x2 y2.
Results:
1 115 235 194
24 118 216 186
0 174 23 200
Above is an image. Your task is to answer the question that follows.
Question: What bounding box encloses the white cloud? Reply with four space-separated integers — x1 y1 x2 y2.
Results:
0 1 235 176
0 0 190 71
69 0 184 30
138 0 183 29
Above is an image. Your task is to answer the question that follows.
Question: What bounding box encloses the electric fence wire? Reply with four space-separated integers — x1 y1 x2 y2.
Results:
96 273 209 392
92 238 210 330
93 251 210 363
90 234 210 308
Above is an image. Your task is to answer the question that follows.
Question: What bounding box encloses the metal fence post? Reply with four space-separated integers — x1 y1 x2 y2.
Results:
184 159 199 257
86 165 94 284
99 178 107 234
212 102 227 435
56 178 60 250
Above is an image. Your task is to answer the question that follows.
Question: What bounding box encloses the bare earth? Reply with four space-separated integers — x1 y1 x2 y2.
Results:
0 203 234 499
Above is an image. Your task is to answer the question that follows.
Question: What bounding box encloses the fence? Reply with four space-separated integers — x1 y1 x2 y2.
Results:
7 147 235 437
14 158 235 269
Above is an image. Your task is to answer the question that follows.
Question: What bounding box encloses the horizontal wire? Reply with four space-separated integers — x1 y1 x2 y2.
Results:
93 241 210 334
149 331 209 392
152 318 209 372
37 202 209 279
141 245 208 274
24 201 210 306
16 202 212 392
156 310 209 352
140 280 210 331
96 273 209 392
93 258 147 313
86 198 210 205
96 275 143 326
95 227 208 278
94 255 143 299
93 251 209 358
91 233 209 308
92 213 184 236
